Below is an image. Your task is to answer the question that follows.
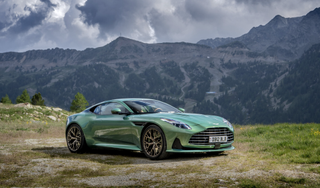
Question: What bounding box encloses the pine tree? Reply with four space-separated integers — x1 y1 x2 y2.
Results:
31 92 45 106
16 89 31 103
0 94 12 104
70 92 89 112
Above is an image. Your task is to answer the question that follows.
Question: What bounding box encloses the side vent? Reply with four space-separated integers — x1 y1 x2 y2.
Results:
132 122 147 126
172 138 183 149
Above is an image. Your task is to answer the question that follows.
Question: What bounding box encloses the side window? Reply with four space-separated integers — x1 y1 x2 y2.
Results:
93 105 101 114
100 102 128 115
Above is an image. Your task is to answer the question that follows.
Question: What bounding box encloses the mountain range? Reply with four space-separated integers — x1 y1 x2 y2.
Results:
198 7 320 61
1 8 320 124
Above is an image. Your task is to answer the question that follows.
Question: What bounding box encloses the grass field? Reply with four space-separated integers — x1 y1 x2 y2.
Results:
0 104 319 187
236 123 320 164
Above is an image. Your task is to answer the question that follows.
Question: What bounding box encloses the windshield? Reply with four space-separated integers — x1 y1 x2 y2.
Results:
124 100 181 114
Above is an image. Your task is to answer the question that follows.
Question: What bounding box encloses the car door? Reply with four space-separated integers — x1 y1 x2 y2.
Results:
91 102 134 145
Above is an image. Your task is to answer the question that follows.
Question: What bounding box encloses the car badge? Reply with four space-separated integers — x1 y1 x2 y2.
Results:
212 123 219 125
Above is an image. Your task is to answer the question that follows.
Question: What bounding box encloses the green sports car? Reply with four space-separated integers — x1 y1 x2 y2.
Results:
66 98 234 159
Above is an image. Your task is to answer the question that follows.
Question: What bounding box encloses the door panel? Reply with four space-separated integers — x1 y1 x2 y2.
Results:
93 114 133 144
90 102 134 145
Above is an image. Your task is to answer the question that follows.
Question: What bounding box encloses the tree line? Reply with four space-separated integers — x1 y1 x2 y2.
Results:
1 90 88 113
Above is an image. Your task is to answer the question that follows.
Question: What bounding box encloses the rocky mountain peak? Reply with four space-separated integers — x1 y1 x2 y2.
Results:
107 37 144 48
197 7 320 61
266 15 290 29
301 7 320 24
305 7 320 17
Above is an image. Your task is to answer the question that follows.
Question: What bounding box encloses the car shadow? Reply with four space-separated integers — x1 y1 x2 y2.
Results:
31 146 228 165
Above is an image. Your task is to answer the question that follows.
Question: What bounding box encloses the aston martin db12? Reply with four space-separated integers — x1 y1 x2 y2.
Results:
66 98 234 159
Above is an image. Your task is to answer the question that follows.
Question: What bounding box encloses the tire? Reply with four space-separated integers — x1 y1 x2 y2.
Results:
141 125 168 160
66 124 88 153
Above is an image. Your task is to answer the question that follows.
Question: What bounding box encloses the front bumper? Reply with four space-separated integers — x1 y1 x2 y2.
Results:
165 127 234 152
166 145 235 153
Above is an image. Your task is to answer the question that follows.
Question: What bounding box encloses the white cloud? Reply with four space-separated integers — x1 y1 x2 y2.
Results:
0 0 320 52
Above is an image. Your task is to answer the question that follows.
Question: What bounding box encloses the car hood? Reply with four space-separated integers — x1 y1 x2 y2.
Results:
133 112 230 129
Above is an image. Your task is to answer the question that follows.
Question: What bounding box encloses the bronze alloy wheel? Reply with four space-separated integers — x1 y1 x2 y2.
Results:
142 125 168 159
66 124 87 153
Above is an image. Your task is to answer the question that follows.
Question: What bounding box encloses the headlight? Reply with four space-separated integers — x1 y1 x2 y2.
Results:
223 118 233 130
161 118 191 130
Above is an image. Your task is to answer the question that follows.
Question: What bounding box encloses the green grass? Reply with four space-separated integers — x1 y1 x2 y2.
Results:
277 176 306 184
59 167 111 177
311 165 320 172
0 121 63 134
0 103 72 122
236 123 320 164
239 179 267 188
1 106 320 187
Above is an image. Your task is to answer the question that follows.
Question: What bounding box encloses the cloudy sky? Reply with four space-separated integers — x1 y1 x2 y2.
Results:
0 0 319 53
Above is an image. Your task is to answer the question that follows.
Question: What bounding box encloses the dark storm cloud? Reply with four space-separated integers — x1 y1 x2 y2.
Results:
5 0 55 35
235 0 320 6
234 0 272 6
0 21 6 31
184 0 220 22
8 7 48 34
40 0 57 7
1 0 320 53
76 0 152 39
0 2 14 31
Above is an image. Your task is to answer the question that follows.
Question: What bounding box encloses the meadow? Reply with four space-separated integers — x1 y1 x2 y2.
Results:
0 103 319 187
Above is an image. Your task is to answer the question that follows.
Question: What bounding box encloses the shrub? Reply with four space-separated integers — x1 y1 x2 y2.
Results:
31 92 45 106
16 89 31 103
70 92 89 112
0 94 12 104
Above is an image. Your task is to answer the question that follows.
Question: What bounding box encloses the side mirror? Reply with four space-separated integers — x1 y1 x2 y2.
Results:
111 108 121 114
178 107 185 112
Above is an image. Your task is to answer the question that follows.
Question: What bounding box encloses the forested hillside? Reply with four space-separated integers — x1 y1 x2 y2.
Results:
193 44 320 124
0 37 319 124
276 44 320 122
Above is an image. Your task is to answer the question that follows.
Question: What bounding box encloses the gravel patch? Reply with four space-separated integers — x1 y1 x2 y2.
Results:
2 138 319 187
25 138 65 147
0 149 12 155
75 171 154 187
270 169 320 180
18 158 100 176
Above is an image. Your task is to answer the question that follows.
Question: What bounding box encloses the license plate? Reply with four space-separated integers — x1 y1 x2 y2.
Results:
209 136 228 143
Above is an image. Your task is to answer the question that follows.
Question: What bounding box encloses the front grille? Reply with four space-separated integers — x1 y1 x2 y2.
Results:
189 127 234 145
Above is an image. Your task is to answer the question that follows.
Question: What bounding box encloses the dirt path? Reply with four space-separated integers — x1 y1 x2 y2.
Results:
178 62 191 101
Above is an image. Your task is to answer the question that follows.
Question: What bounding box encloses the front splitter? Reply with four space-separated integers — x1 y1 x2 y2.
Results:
166 145 235 153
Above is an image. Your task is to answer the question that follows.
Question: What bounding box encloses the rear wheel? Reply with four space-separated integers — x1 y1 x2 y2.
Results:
142 125 168 160
66 124 88 153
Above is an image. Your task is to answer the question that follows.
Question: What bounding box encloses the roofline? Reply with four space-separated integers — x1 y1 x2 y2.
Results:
83 98 157 111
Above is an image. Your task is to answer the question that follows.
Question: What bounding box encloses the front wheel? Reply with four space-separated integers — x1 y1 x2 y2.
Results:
141 125 168 160
66 124 88 153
